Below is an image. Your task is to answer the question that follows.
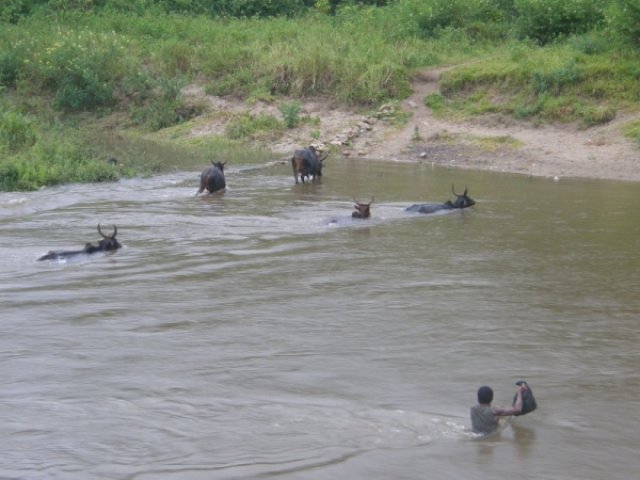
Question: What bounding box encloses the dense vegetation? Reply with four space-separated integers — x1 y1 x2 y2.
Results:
2 0 640 190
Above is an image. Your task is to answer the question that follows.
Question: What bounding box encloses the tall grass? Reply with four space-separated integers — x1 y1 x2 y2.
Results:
0 131 123 191
0 8 481 110
435 34 640 125
2 1 640 190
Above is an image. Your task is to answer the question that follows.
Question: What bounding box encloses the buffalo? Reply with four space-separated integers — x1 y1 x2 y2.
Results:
352 197 374 219
406 185 476 214
196 161 227 195
291 146 328 184
38 224 122 261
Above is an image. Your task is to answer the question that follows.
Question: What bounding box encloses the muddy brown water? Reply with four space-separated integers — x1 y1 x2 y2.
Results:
1 158 639 479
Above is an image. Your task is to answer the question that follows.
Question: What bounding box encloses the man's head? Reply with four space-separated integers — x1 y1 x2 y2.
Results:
477 386 494 404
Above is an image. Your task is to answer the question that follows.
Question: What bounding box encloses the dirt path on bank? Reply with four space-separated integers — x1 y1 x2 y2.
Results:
369 67 640 182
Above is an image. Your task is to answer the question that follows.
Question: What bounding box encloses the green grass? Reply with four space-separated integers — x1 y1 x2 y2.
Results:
2 2 640 190
622 119 640 145
474 134 523 151
0 136 124 191
428 36 640 126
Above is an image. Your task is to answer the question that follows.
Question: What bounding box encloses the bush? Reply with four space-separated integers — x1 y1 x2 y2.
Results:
514 0 605 44
512 96 546 119
424 92 446 112
0 0 37 23
0 32 31 88
0 110 37 153
4 27 132 112
414 0 512 40
532 60 584 96
622 118 640 144
103 0 308 17
129 77 200 131
279 101 301 128
53 71 115 111
0 136 120 191
225 112 286 141
607 0 640 46
340 61 410 104
580 105 616 127
570 32 609 55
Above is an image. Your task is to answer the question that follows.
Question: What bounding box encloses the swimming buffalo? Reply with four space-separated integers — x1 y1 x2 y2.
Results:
352 197 374 219
196 161 227 195
406 185 476 214
291 146 328 184
38 224 122 261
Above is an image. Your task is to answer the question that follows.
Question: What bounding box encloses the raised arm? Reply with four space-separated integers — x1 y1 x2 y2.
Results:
493 384 527 416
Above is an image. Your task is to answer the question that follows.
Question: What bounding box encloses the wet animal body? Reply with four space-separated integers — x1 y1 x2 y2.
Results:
196 161 227 195
352 197 374 219
291 146 327 184
406 185 476 214
38 224 122 261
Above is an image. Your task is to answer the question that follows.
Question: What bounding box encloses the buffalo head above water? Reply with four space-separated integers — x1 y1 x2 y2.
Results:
406 185 476 214
38 224 122 261
352 197 374 219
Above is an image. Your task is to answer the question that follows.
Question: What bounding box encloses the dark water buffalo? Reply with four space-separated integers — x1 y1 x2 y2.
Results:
196 161 226 195
406 185 476 214
38 224 122 261
291 146 328 184
352 197 374 219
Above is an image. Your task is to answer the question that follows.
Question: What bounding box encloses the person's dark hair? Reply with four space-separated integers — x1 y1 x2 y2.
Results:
478 386 494 404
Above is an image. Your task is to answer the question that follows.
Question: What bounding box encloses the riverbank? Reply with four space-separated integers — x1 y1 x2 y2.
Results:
372 68 640 182
181 67 639 182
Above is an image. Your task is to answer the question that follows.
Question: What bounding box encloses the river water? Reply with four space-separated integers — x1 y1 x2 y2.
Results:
1 158 638 480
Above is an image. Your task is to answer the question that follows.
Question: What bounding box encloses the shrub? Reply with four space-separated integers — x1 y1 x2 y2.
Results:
570 32 609 55
512 97 545 119
424 93 446 112
0 32 32 88
514 0 605 44
53 72 114 111
622 119 640 144
156 39 194 77
607 0 640 46
580 105 616 127
129 77 198 131
0 136 120 191
279 101 301 128
414 0 512 40
532 60 584 96
225 112 285 141
0 110 37 153
0 0 36 23
12 28 132 111
340 61 410 104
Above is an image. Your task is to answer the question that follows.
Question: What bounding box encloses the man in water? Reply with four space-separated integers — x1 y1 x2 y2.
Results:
470 383 528 434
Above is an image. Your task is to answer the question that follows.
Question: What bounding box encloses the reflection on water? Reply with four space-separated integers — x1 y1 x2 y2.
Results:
1 158 639 480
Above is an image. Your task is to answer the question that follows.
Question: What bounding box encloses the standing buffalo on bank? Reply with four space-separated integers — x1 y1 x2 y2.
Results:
38 224 122 261
406 185 476 214
352 197 374 219
196 161 227 195
291 145 328 184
